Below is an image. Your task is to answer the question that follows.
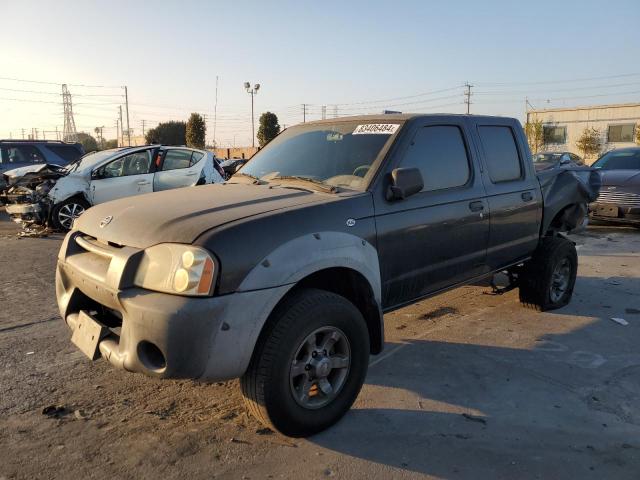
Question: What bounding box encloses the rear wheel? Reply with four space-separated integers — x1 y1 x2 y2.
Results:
51 197 90 231
241 288 369 437
519 236 578 311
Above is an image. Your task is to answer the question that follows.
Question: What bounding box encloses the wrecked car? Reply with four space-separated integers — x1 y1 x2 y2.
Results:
56 114 599 437
1 145 224 231
589 147 640 227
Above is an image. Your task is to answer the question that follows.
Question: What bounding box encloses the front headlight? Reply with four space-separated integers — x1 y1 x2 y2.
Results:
133 244 216 296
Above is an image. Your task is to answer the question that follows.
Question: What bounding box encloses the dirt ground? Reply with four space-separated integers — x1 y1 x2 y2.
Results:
1 210 639 479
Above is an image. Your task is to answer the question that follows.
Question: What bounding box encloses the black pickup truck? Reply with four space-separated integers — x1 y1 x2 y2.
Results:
55 114 599 437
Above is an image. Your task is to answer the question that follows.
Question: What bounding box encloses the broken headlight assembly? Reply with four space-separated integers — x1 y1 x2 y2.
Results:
133 244 216 296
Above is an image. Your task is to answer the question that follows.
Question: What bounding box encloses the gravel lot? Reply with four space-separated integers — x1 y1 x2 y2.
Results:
1 210 639 479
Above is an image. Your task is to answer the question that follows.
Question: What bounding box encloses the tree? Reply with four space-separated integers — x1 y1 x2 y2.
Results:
636 123 640 145
76 132 98 152
524 119 545 154
104 139 118 149
145 121 186 145
94 127 105 149
575 127 602 161
186 113 206 149
257 111 280 147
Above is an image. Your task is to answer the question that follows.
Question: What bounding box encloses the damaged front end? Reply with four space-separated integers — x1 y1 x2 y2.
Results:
0 166 66 234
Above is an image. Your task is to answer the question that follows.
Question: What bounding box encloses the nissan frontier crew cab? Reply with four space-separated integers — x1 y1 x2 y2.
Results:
56 114 600 437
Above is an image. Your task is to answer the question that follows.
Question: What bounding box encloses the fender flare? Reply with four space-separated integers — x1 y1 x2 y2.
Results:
201 232 382 380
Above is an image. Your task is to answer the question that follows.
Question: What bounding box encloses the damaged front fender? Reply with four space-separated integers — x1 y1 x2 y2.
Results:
47 173 90 204
537 167 601 234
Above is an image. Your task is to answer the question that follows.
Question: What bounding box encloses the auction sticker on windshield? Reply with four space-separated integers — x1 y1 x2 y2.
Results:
352 124 400 135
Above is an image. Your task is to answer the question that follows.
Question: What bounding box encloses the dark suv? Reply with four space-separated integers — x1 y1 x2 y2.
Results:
0 140 85 189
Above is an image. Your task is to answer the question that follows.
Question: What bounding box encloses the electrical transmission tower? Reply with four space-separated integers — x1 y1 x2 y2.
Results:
62 84 78 142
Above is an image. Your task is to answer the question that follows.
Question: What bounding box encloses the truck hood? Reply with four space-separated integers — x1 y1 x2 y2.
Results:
74 183 330 248
597 169 640 188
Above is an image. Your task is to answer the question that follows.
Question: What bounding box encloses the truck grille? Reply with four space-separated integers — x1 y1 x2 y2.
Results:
596 190 640 207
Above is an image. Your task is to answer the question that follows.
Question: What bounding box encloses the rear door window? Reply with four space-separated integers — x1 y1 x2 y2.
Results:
162 150 192 170
399 125 470 192
478 126 522 183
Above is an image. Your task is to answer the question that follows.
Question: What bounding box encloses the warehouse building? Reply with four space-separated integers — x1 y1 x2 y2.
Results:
526 102 640 163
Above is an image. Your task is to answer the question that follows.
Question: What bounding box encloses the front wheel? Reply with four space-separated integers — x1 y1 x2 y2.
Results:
519 236 578 311
241 288 370 437
50 197 90 231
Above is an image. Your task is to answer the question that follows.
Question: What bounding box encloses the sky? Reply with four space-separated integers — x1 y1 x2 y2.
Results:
1 0 639 146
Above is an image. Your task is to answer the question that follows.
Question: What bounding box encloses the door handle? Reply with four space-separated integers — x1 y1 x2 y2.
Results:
469 201 484 212
185 172 198 176
137 180 150 185
521 192 533 202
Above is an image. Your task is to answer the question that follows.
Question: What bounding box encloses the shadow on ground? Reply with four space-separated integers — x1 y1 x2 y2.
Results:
310 277 640 479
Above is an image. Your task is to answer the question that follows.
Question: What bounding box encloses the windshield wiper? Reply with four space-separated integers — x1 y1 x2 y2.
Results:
233 172 266 184
271 175 338 193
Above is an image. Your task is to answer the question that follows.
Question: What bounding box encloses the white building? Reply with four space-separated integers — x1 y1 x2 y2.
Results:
526 102 640 164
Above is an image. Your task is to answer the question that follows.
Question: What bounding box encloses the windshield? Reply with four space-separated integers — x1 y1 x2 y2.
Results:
236 121 401 190
67 148 130 172
592 150 640 170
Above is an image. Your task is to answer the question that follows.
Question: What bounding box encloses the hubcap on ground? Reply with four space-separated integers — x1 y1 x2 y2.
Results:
550 257 571 302
58 203 85 229
289 326 351 409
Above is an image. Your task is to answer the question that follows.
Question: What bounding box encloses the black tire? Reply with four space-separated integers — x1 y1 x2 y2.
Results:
519 236 578 311
241 288 370 437
50 197 90 231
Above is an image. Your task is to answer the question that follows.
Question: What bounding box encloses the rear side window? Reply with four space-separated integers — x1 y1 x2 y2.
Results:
46 145 82 163
2 145 46 165
190 151 204 166
478 126 522 183
399 126 470 192
162 150 192 170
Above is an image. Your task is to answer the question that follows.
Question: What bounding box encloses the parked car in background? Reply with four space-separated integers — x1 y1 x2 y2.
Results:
0 140 84 190
1 145 223 231
219 158 248 179
532 151 584 171
590 147 640 227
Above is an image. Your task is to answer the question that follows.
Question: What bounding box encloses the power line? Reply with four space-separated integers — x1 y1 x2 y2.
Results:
0 86 124 97
0 76 123 89
331 85 464 106
475 72 640 87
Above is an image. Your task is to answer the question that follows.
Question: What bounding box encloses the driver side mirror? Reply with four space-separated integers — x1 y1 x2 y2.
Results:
559 156 571 165
91 168 103 180
386 167 423 201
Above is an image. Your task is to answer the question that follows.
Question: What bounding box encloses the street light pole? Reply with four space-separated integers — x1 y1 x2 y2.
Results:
244 82 260 148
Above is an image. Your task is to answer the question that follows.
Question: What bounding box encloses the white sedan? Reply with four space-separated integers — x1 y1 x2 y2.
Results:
3 145 224 231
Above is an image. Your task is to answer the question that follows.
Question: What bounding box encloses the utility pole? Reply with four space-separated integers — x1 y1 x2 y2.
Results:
464 83 473 114
321 105 326 120
34 128 39 140
213 75 219 148
118 106 123 147
333 105 338 118
21 129 25 139
124 86 131 146
302 104 307 123
55 126 59 140
141 120 146 138
244 82 260 148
